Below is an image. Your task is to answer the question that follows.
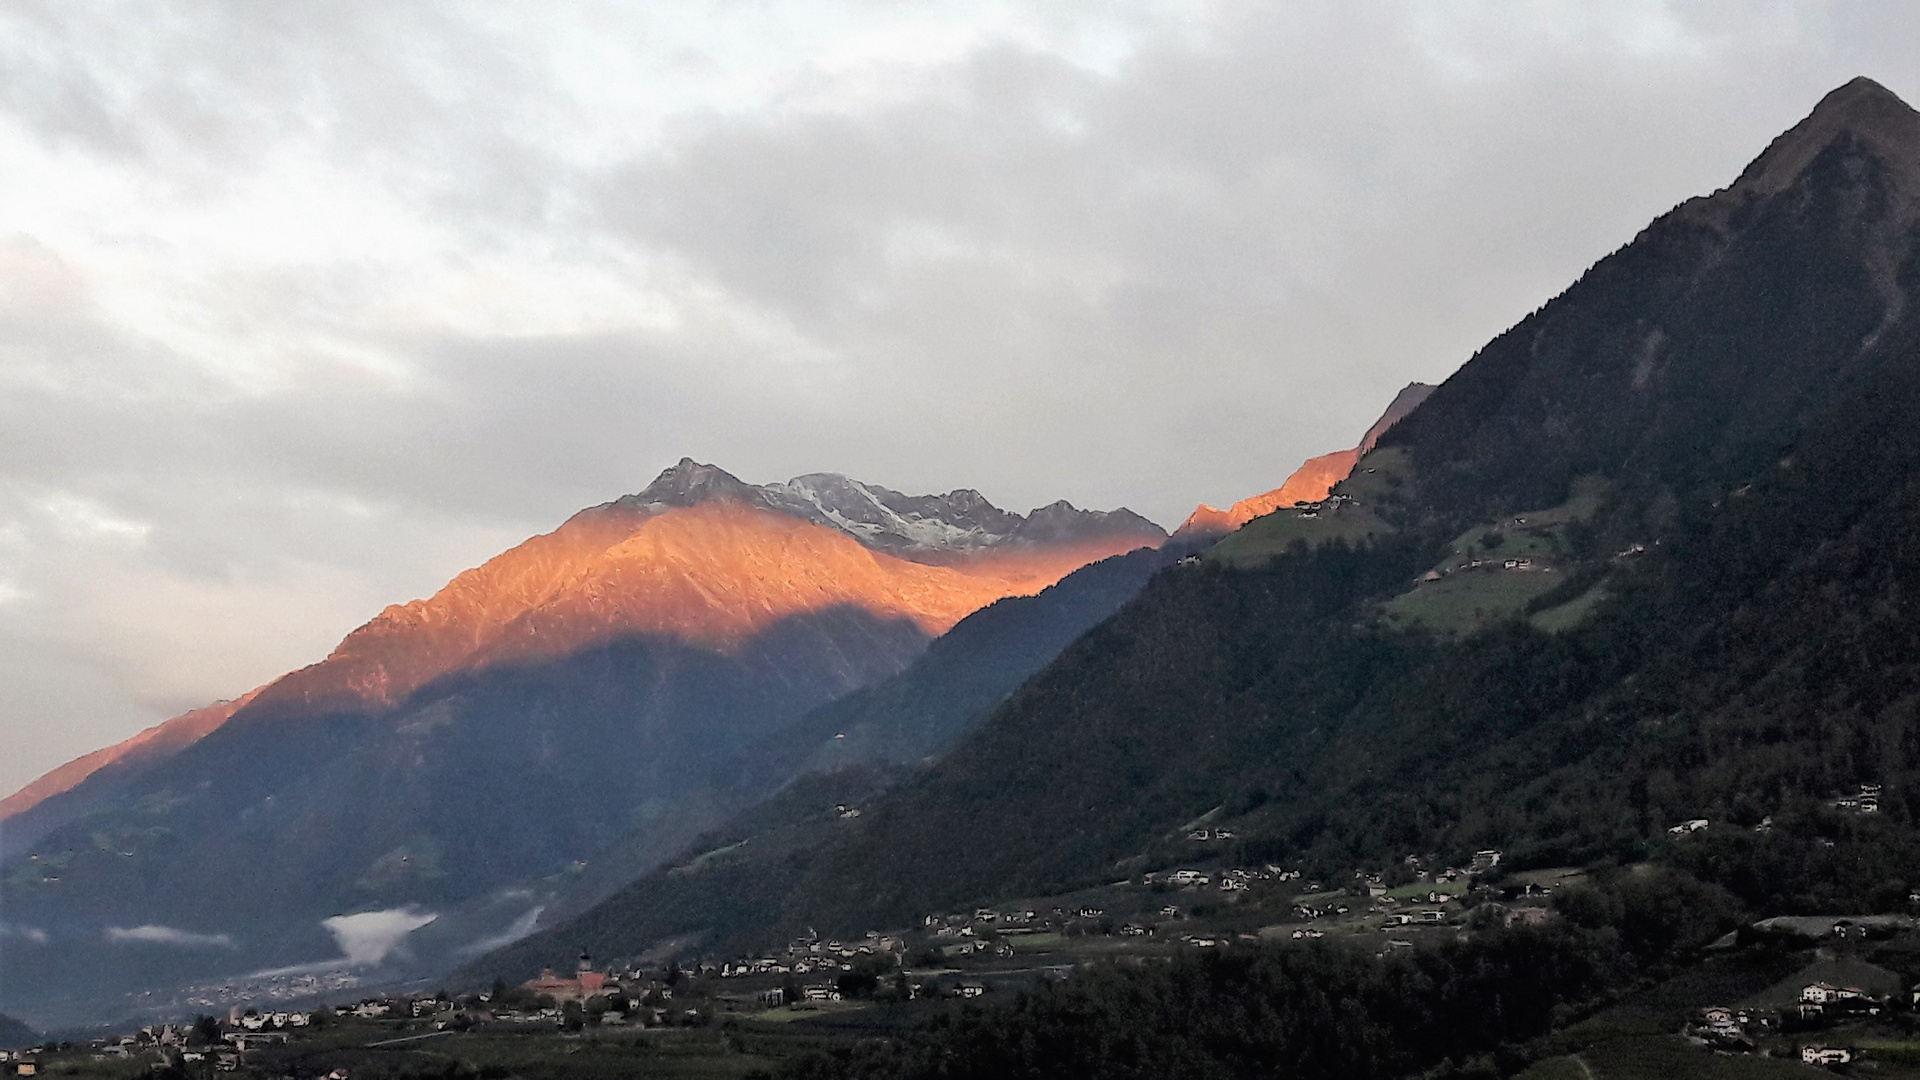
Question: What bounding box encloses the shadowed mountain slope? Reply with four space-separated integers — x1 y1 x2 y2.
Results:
457 543 1186 983
778 75 1920 930
0 692 259 862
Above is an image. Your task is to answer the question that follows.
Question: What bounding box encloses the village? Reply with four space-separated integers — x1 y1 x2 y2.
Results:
13 842 1920 1077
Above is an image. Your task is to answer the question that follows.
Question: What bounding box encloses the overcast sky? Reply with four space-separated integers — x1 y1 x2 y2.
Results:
2 1 1917 795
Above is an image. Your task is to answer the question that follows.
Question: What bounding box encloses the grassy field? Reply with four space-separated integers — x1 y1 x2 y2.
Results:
1532 585 1608 632
1378 568 1564 634
1205 501 1392 567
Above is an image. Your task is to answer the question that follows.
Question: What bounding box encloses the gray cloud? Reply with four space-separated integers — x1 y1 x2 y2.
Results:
1 1 1918 794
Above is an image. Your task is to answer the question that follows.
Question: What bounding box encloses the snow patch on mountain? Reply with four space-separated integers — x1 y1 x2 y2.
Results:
612 458 1164 559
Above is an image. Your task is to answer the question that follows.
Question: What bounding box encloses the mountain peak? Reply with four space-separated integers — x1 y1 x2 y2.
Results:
628 458 759 508
610 460 1164 560
1733 76 1920 207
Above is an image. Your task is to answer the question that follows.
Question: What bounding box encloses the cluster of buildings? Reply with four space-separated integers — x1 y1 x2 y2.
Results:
1681 979 1910 1066
1836 783 1882 814
718 930 905 979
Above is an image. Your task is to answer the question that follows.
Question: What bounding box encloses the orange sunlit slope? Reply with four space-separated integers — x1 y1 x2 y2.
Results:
5 500 1153 816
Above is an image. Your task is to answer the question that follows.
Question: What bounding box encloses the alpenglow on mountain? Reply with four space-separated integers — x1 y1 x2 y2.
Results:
0 461 1163 1028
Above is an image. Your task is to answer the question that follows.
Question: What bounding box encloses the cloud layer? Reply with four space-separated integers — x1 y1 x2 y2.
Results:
2 1 1918 793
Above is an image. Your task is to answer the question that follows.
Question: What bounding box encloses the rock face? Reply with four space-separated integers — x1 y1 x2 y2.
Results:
0 464 1163 1028
622 460 1164 564
1174 383 1434 539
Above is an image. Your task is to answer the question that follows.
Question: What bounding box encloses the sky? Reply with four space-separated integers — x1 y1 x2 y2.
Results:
1 0 1918 795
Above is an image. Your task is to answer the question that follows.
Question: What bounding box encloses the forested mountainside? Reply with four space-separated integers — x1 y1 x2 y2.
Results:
476 80 1920 1045
774 75 1920 932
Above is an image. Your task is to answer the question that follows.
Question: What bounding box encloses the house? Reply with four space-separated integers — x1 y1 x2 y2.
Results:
1418 910 1445 924
760 988 786 1006
1837 784 1882 814
802 986 841 1003
1469 850 1502 873
1801 1046 1853 1066
1801 982 1865 1005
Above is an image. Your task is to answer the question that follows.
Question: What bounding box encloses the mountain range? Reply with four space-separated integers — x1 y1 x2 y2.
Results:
462 77 1920 1011
0 463 1164 1026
